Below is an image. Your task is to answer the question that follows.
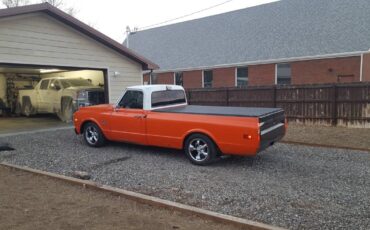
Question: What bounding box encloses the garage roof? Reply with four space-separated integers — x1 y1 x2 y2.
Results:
0 3 159 70
126 0 370 72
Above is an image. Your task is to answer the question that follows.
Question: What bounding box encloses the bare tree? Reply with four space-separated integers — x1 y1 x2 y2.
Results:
65 6 78 17
40 0 78 17
2 0 29 8
40 0 62 7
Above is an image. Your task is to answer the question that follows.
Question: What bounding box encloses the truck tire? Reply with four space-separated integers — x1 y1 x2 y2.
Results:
184 134 217 166
22 97 35 117
59 97 74 123
83 122 106 147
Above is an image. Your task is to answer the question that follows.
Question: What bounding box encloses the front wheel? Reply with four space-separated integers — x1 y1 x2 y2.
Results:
83 122 106 147
59 98 74 123
184 134 218 166
22 99 34 117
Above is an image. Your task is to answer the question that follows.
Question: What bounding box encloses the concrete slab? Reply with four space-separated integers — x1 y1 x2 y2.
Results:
0 115 70 134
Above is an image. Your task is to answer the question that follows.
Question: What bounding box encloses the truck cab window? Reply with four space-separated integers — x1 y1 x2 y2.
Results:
118 90 143 109
151 90 186 107
49 80 62 90
40 80 50 90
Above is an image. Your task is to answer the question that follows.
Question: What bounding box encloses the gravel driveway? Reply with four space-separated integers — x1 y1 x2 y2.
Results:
1 128 369 229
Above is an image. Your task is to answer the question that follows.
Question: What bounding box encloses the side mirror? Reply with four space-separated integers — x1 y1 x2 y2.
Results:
50 83 61 91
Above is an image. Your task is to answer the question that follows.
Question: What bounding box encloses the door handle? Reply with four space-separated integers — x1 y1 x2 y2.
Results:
133 115 147 119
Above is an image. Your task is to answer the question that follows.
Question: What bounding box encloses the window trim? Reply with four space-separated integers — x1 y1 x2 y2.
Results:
174 72 183 86
275 64 278 85
236 66 248 87
202 70 204 88
202 70 213 88
275 63 292 85
234 67 237 87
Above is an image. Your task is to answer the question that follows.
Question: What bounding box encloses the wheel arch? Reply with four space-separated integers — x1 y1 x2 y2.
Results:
79 118 104 134
182 129 221 154
60 96 73 111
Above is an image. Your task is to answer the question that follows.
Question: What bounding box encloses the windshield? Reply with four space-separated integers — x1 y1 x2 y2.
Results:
60 79 93 88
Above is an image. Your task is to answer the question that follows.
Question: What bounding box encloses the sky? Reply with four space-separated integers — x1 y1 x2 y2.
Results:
1 0 277 43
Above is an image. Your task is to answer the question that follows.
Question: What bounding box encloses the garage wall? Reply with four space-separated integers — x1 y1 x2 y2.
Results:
42 70 104 86
0 13 143 103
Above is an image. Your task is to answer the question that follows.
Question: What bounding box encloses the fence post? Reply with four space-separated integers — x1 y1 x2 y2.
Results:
273 86 277 108
332 85 338 126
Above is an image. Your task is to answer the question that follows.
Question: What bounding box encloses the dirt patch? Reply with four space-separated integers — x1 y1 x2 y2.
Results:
0 166 245 230
283 123 370 150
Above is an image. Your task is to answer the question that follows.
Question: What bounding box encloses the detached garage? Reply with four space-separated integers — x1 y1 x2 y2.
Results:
0 3 157 125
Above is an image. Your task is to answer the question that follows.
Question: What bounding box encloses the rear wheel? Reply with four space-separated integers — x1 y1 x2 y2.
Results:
83 122 106 147
22 98 34 117
184 134 217 166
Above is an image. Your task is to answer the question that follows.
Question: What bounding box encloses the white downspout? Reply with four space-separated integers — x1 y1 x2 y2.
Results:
360 53 364 82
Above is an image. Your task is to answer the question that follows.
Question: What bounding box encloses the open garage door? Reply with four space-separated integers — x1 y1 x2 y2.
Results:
0 64 108 134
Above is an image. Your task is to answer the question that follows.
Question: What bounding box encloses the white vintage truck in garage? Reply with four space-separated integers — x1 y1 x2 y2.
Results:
18 77 105 122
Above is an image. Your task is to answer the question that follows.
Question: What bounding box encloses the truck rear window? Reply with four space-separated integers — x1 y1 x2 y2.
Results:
151 90 186 108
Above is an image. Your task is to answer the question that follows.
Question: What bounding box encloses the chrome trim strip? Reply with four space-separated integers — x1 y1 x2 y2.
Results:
260 123 284 136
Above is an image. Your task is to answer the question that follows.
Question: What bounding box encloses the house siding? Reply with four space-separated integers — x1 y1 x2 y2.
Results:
0 13 142 103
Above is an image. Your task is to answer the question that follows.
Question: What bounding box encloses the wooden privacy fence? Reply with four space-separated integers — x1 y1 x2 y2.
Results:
186 83 370 127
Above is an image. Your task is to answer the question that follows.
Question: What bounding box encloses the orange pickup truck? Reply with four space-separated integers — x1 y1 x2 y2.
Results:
74 85 286 165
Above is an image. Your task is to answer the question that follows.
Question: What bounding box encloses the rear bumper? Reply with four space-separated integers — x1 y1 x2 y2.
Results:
258 123 285 152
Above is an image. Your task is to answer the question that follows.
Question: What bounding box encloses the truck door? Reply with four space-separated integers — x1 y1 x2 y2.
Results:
109 90 146 144
37 79 50 112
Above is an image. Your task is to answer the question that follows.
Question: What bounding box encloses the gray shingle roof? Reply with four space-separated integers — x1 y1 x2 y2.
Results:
127 0 370 71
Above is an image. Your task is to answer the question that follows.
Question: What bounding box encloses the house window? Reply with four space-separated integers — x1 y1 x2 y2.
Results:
203 70 213 88
276 63 291 85
237 67 248 87
150 73 158 84
175 72 183 86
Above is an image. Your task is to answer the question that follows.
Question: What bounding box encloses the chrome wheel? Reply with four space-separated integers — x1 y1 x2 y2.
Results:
188 138 209 162
85 126 99 145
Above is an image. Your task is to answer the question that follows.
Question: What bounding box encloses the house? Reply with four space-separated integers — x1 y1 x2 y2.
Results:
0 2 158 116
126 0 370 88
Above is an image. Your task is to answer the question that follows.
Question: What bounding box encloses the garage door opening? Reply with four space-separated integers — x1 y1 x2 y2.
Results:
0 64 108 132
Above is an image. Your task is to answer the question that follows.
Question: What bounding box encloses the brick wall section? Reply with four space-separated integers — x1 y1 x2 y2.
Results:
183 70 203 88
248 64 276 86
144 56 364 88
213 67 235 87
362 53 370 82
291 56 361 84
156 72 174 84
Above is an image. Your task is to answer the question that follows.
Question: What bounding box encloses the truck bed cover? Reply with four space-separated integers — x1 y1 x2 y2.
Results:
155 105 283 118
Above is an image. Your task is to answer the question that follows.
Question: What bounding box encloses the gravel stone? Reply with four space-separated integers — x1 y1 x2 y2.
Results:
1 129 369 229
